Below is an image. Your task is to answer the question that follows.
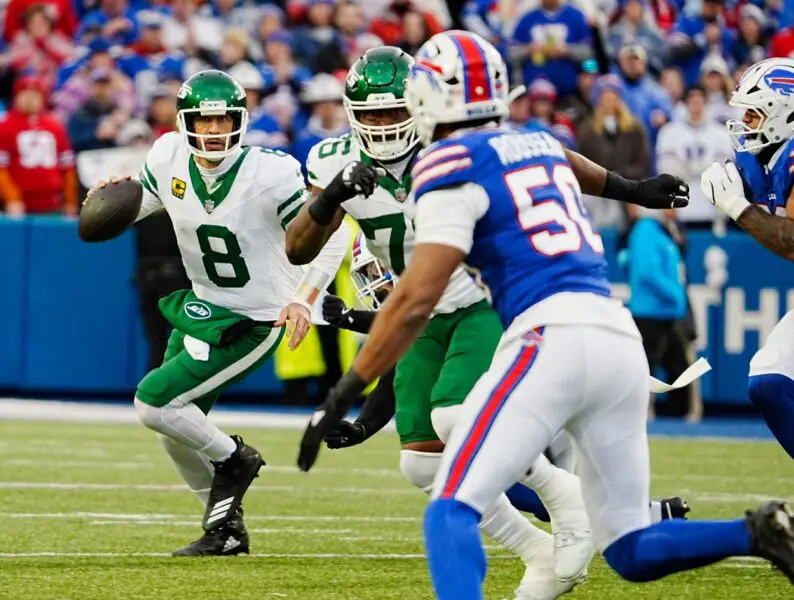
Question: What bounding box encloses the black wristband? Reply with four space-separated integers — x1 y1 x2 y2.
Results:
602 171 641 204
334 369 368 400
308 197 339 226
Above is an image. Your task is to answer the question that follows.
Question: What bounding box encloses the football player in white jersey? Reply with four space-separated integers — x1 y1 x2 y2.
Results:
87 70 349 556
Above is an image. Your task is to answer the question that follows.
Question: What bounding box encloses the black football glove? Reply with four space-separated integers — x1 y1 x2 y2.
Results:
322 295 350 327
324 420 368 449
298 372 367 472
327 161 386 202
637 174 690 209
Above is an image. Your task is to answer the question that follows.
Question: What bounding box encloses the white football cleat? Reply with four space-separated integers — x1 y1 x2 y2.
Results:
514 536 586 600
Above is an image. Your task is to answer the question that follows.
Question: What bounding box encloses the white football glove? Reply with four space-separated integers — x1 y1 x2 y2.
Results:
700 161 750 221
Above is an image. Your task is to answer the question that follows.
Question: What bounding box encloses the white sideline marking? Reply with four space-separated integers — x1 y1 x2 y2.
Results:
1 512 420 522
0 482 416 495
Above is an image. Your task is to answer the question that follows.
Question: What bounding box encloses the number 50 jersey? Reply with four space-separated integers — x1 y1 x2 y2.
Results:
135 132 314 321
413 125 628 332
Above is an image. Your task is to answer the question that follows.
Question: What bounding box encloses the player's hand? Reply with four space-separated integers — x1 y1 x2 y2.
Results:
700 161 751 221
335 162 386 200
276 302 311 350
86 175 132 201
322 295 352 327
323 419 367 449
637 174 690 209
298 371 367 471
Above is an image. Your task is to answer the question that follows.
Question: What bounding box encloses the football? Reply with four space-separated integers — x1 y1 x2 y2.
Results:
78 178 143 242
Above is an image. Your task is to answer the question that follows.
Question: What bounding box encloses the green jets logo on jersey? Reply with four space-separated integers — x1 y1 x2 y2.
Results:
185 301 212 320
172 177 186 199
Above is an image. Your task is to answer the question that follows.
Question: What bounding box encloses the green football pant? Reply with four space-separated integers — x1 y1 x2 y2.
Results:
393 300 503 445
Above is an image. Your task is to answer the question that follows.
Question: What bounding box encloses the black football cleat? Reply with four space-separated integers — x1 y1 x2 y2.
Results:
201 435 265 531
746 501 794 583
660 497 691 520
173 509 249 557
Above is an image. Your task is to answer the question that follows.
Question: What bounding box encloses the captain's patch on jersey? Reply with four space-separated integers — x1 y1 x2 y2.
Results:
172 177 186 199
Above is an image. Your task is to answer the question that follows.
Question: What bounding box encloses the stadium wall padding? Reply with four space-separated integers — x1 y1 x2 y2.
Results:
3 216 794 403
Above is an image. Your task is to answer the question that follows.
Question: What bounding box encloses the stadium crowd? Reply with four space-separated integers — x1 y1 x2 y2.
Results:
0 0 791 225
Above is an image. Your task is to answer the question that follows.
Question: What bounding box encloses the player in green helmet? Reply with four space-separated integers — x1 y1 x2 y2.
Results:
85 69 350 556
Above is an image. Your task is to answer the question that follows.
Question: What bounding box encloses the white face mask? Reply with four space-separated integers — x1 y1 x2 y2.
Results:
603 115 618 133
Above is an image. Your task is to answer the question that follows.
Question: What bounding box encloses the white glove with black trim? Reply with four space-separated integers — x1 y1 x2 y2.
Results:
700 161 751 221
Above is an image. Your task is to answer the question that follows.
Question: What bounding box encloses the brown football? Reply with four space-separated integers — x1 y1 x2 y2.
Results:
78 179 143 242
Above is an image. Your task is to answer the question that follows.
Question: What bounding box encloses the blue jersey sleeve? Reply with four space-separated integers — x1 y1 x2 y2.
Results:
411 140 477 199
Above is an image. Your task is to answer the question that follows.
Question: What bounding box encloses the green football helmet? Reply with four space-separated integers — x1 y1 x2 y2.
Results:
344 46 418 162
176 70 249 161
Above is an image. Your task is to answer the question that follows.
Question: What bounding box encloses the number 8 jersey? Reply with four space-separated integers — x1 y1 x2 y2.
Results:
413 124 636 335
135 132 329 321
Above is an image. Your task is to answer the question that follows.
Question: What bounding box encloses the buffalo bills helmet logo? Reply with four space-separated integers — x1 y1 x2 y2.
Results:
763 68 794 96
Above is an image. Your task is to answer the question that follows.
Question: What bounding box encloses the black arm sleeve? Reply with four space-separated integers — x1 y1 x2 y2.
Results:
331 309 377 334
355 367 396 437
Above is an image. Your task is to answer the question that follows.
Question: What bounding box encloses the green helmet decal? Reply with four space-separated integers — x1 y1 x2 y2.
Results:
344 47 418 162
345 47 414 104
176 70 249 161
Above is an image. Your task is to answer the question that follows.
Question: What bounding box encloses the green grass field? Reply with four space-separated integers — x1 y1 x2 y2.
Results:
0 418 792 600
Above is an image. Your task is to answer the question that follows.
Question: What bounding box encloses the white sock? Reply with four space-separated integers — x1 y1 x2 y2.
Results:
134 397 236 462
159 434 213 507
480 494 550 562
524 453 579 509
399 450 441 493
650 501 663 524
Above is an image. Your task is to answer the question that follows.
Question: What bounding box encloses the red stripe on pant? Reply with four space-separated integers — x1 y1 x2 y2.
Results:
440 343 539 499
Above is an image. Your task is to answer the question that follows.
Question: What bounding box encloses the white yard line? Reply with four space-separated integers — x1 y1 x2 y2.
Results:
1 512 421 522
0 482 416 495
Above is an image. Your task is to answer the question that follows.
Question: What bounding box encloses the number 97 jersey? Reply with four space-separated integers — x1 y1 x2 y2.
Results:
412 125 612 329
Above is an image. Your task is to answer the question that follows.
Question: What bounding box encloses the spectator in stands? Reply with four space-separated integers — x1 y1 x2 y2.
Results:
578 74 650 183
313 1 366 74
291 73 346 170
731 4 768 68
369 0 442 46
667 0 734 87
216 28 253 72
660 66 686 120
3 0 76 43
397 9 431 56
261 29 312 95
0 76 76 217
700 54 739 125
78 0 138 46
146 85 176 139
526 78 577 149
116 118 154 146
192 0 251 54
616 43 671 146
293 0 337 71
621 206 688 420
655 84 733 229
257 4 285 44
3 4 75 90
461 0 505 51
507 86 532 129
129 10 168 57
66 68 126 152
53 41 135 122
607 0 664 74
511 0 592 96
646 0 678 33
557 57 597 128
162 0 199 52
230 60 289 150
770 20 794 58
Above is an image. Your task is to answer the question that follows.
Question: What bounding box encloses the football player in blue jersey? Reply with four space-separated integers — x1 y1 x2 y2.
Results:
702 57 794 462
305 32 794 599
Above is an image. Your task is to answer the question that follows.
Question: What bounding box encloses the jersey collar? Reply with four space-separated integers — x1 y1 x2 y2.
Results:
189 147 251 214
767 142 788 171
360 146 419 203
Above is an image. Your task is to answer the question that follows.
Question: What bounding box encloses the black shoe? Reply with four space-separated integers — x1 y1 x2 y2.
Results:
173 510 249 556
746 501 794 583
202 435 265 531
660 497 691 520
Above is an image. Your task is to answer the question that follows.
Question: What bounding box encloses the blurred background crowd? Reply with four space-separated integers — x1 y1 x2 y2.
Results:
1 0 793 416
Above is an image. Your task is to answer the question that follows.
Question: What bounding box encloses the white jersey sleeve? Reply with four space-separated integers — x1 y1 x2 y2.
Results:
135 132 181 222
305 135 353 191
415 182 490 254
251 148 309 231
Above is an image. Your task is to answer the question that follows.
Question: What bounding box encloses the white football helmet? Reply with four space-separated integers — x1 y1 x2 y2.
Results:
405 30 509 147
727 57 794 154
350 232 396 310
